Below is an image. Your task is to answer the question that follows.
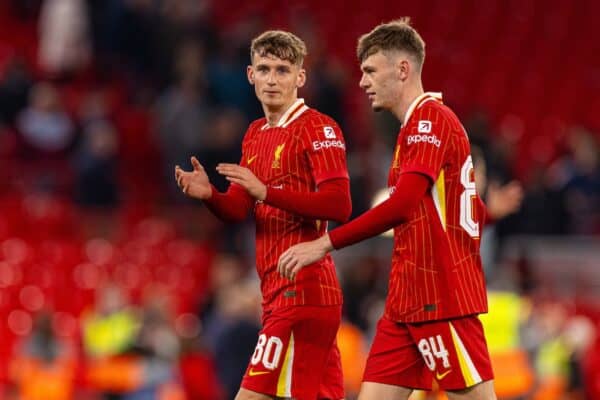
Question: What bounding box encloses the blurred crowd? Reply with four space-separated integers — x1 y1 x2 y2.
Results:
0 0 599 399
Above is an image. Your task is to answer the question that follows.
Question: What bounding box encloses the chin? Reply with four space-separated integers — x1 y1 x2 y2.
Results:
262 98 281 107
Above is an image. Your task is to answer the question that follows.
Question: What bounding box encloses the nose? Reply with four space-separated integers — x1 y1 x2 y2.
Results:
359 73 369 89
267 70 276 85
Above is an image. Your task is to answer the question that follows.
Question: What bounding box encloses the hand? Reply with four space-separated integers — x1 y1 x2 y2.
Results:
486 180 524 220
216 163 267 200
174 156 212 200
278 235 334 280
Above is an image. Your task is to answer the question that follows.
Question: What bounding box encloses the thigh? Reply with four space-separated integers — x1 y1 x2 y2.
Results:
235 387 277 400
317 339 345 400
445 380 497 400
362 317 431 390
407 315 494 391
240 305 342 400
358 381 412 400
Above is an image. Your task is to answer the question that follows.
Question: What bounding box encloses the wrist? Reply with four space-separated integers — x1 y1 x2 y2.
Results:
319 234 334 252
257 184 267 201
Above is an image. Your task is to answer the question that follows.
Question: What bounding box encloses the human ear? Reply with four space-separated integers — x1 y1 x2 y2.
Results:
247 65 255 84
296 68 306 88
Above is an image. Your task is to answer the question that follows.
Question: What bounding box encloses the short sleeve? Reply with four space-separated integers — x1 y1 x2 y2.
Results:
301 117 349 185
399 105 451 182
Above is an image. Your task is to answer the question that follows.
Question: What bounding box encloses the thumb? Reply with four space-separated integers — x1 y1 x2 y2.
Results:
191 156 203 171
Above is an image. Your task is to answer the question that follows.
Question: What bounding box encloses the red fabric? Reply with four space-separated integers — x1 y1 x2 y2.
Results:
229 106 348 310
481 197 496 226
240 305 344 399
265 178 351 223
179 353 224 400
363 315 493 390
335 94 488 323
204 184 254 223
329 173 429 248
379 94 487 323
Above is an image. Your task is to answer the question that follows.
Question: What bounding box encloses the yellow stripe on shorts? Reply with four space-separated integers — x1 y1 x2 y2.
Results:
276 332 295 397
449 322 482 387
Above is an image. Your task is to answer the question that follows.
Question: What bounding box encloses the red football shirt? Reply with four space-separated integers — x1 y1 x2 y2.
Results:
385 92 487 322
240 99 348 310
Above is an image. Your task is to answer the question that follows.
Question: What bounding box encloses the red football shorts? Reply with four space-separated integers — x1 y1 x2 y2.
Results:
240 305 344 400
363 315 494 390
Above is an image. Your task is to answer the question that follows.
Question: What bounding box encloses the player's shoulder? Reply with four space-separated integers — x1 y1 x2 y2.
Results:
410 99 464 137
295 108 344 137
244 117 267 139
415 98 460 126
301 108 337 124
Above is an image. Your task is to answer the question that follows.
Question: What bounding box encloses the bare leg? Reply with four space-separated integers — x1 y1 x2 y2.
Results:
446 380 497 400
235 387 291 400
358 381 413 400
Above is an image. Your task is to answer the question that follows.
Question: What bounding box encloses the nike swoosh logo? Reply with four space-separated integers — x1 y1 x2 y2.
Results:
248 368 271 377
247 155 258 165
435 369 452 380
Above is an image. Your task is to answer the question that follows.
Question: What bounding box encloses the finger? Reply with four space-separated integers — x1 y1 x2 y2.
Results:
216 164 241 175
180 176 187 189
279 256 293 278
278 251 292 275
291 263 303 281
225 177 246 186
191 156 204 171
286 259 299 280
219 168 241 179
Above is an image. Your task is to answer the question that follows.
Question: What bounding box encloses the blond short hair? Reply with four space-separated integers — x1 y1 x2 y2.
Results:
250 30 307 66
357 17 425 68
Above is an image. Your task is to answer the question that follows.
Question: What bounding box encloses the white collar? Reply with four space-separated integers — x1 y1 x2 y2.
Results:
403 92 443 126
261 98 309 130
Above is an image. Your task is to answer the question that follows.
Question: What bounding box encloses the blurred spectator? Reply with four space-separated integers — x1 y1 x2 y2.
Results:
213 279 261 400
82 283 139 359
126 288 181 400
559 129 600 235
82 283 142 398
155 39 212 199
562 316 596 399
199 253 259 400
72 121 120 208
17 81 75 155
9 312 77 400
198 108 245 192
0 58 32 125
208 22 263 119
336 320 368 399
38 0 91 77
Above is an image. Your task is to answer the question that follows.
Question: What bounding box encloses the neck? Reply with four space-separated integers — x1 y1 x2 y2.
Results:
264 97 298 127
391 80 424 124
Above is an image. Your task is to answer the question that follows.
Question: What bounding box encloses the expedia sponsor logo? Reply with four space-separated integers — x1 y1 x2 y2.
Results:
312 140 346 151
418 120 432 133
407 134 441 147
323 126 336 139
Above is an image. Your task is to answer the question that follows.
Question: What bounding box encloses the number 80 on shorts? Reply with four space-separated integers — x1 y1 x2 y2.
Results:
251 334 284 370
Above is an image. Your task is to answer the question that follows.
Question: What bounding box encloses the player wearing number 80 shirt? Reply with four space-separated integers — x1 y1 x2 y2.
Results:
175 30 348 400
278 19 496 399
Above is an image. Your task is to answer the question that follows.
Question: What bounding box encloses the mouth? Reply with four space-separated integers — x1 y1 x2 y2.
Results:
264 91 280 96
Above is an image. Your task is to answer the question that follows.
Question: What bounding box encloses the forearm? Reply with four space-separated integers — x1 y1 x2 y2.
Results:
264 178 351 223
204 184 254 223
329 173 430 249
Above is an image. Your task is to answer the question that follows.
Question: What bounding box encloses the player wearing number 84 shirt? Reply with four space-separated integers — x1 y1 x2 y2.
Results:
278 19 497 400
